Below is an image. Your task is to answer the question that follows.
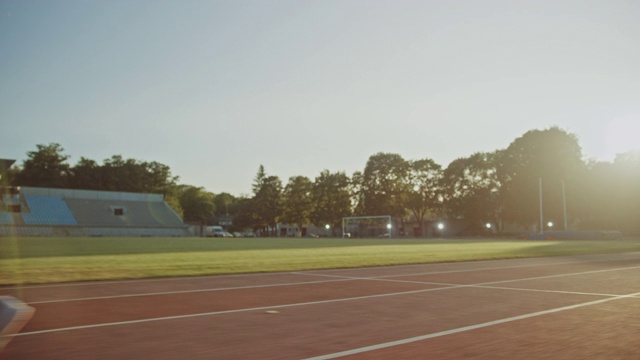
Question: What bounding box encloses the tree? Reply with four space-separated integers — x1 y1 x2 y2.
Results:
1 162 19 187
579 152 640 232
163 187 183 219
231 196 255 231
281 176 313 236
442 152 502 234
68 157 102 190
100 155 178 195
14 143 70 188
251 166 282 236
350 171 365 215
213 192 237 217
212 192 241 230
497 127 584 230
406 158 443 237
143 161 179 195
310 170 352 233
177 185 216 224
100 155 136 192
12 144 179 195
610 152 640 232
252 165 267 194
360 152 409 218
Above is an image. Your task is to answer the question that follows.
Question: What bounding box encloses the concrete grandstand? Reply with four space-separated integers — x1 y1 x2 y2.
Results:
0 186 189 237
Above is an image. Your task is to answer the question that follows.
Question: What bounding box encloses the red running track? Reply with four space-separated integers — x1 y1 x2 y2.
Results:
1 252 640 359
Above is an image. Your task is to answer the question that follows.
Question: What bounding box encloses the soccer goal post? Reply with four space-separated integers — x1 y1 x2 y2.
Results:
342 215 392 238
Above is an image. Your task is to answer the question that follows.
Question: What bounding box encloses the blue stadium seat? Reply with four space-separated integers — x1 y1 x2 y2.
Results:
22 196 78 225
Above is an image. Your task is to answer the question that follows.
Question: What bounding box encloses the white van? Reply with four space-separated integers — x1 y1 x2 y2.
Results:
205 226 225 237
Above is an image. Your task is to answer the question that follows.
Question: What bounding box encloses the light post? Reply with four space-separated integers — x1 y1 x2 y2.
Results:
540 177 569 233
325 224 330 237
539 177 544 234
386 223 392 238
561 180 567 230
437 222 445 238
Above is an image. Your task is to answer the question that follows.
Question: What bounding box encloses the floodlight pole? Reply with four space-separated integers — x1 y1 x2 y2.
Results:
539 177 544 234
562 180 567 230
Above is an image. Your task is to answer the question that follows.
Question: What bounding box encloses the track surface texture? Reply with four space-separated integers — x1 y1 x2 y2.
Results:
2 252 640 359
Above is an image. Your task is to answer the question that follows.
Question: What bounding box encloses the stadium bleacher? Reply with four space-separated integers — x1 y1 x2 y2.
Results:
64 199 183 228
0 187 188 237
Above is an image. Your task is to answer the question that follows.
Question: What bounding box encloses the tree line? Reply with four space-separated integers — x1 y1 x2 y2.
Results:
4 127 639 235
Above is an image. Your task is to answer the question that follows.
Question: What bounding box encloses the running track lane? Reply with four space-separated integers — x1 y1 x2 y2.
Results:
1 252 639 359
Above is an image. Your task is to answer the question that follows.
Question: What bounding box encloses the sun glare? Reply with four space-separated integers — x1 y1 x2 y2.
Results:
604 114 640 160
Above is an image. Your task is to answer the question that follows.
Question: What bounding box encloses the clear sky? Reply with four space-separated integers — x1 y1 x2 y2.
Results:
2 0 639 196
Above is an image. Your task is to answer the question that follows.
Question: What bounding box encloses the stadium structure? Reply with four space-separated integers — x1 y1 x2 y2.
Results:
0 158 188 237
0 159 191 237
0 185 189 237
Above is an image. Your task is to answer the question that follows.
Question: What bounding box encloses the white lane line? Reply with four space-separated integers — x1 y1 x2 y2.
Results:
21 261 640 305
304 291 640 360
296 254 640 280
296 265 640 298
303 252 640 274
299 265 640 287
319 278 631 298
11 258 606 303
10 286 470 337
15 264 640 336
470 284 640 298
26 278 356 305
474 265 640 285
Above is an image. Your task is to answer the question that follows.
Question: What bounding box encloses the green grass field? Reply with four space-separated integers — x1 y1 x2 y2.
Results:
1 237 640 285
